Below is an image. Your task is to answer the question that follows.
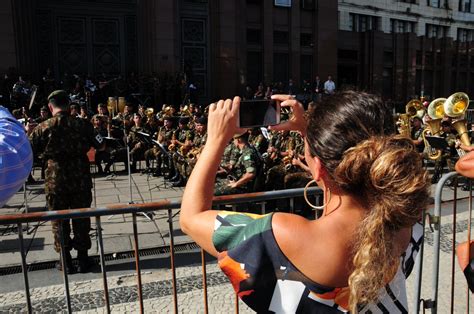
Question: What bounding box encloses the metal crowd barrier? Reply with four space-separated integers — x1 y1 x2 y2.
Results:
0 187 322 314
413 172 473 313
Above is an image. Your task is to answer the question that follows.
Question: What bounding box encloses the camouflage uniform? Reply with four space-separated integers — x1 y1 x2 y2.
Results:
128 125 148 167
265 132 292 191
214 144 260 196
249 132 268 155
172 127 193 179
29 111 98 253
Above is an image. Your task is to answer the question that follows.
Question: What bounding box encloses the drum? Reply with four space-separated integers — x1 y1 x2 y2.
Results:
118 97 126 113
107 97 117 115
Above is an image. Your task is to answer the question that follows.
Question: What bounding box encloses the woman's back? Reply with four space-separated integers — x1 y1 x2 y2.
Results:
273 211 413 288
212 210 421 313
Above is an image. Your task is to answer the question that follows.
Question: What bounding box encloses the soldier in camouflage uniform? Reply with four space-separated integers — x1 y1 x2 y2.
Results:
128 113 148 172
181 116 208 183
214 131 260 196
143 115 175 176
28 90 99 273
249 128 268 155
217 140 241 178
168 118 193 184
265 130 292 191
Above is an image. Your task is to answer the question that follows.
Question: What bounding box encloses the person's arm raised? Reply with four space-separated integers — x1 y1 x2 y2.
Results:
180 97 242 257
268 94 307 136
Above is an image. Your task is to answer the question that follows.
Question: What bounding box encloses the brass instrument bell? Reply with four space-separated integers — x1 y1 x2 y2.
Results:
444 92 469 118
406 99 425 119
145 108 154 119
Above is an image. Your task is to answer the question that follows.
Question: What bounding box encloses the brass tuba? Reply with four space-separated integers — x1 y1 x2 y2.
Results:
422 98 446 160
398 99 425 138
145 108 154 119
444 92 471 156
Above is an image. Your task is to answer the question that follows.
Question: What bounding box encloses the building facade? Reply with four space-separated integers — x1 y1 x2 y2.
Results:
0 0 472 106
338 0 474 108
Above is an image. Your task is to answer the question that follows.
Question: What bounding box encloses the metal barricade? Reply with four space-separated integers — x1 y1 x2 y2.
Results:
0 187 322 314
413 172 473 313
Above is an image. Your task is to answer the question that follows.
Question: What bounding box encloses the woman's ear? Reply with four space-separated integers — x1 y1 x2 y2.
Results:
311 156 326 181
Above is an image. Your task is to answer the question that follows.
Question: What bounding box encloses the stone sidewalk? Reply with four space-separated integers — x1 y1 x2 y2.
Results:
0 163 188 267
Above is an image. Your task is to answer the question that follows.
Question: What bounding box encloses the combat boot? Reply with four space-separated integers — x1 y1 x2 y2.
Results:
55 251 75 274
77 250 92 273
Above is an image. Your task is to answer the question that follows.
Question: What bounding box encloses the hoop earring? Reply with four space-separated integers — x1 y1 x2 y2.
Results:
304 179 331 210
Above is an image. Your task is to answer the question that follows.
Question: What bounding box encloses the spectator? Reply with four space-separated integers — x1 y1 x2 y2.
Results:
324 75 336 95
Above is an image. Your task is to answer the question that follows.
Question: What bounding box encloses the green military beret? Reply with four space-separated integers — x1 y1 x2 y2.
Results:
47 90 70 107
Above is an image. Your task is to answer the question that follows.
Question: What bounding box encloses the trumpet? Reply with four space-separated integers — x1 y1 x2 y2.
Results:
187 147 202 160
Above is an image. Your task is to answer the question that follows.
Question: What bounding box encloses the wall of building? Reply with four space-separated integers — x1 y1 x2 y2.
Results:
0 0 17 74
338 29 474 110
339 0 474 39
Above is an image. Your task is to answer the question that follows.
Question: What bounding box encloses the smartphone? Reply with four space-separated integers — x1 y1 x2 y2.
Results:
237 99 280 128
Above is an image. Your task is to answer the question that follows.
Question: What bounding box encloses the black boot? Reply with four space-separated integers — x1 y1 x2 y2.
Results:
77 250 92 273
169 172 180 182
55 251 75 274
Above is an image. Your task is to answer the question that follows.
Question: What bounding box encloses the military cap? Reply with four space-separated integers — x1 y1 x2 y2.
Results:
233 130 248 139
163 115 173 121
47 90 70 107
196 116 208 125
98 103 107 108
178 117 189 125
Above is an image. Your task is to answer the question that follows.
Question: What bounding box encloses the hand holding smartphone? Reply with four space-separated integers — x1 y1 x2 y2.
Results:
237 99 281 128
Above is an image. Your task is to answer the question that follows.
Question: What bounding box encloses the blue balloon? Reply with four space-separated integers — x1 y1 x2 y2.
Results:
0 106 33 207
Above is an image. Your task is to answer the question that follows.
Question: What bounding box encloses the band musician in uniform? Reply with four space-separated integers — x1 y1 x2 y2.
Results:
27 90 100 273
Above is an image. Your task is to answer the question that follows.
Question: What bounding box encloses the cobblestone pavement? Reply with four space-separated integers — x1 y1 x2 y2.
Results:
0 262 253 313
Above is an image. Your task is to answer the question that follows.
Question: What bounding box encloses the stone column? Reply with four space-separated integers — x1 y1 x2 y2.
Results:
0 0 17 74
315 0 338 81
11 0 38 78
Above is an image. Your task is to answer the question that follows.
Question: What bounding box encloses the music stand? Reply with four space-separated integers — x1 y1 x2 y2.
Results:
425 136 448 151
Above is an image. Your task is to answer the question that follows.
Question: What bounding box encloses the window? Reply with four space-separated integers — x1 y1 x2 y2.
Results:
338 49 358 61
274 31 289 45
427 0 446 8
247 52 262 87
273 53 289 83
350 13 379 32
247 29 262 44
390 19 416 33
426 24 448 38
300 55 313 82
457 28 474 42
459 0 472 12
301 0 314 10
300 33 313 47
275 0 291 7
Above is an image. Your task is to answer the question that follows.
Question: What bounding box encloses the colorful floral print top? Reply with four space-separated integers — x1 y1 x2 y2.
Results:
212 211 423 313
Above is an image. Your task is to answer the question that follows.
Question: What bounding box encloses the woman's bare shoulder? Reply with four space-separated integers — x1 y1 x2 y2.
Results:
272 212 355 287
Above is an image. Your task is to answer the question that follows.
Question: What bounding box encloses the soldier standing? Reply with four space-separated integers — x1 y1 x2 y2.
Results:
27 90 99 273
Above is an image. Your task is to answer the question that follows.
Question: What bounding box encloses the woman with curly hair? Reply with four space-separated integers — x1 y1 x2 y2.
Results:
180 90 430 313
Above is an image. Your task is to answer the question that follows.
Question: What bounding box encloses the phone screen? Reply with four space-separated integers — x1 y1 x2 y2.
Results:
238 99 280 128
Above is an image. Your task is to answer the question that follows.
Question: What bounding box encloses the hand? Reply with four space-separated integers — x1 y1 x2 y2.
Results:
25 122 37 135
227 180 238 189
269 94 306 136
207 97 245 146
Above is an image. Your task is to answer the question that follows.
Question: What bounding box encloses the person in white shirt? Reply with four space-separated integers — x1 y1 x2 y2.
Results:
324 75 336 95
